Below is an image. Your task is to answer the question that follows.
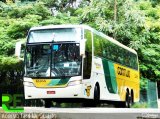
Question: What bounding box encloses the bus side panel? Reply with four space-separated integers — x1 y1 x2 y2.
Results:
93 57 121 101
102 59 117 94
114 63 140 102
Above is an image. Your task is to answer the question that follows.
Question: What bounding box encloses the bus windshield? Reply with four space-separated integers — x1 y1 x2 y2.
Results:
28 28 81 43
25 43 81 78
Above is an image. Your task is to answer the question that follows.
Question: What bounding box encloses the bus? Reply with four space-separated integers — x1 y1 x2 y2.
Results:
16 25 140 108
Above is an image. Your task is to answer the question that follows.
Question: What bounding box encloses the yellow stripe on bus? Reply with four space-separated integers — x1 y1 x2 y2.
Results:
114 63 140 101
32 79 67 88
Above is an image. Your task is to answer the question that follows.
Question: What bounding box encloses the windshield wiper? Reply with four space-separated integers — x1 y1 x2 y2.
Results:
59 75 66 79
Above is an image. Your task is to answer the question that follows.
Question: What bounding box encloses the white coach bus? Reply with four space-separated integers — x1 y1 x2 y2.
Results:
16 25 139 108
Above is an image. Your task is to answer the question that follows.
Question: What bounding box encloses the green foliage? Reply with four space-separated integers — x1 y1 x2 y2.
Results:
140 77 148 91
0 1 80 92
60 103 81 108
139 1 152 10
0 1 79 58
0 0 160 96
80 0 160 83
0 34 15 56
39 14 79 26
0 2 50 19
131 102 147 108
0 56 23 71
39 0 77 13
7 20 35 39
137 1 160 81
39 0 58 8
33 2 51 19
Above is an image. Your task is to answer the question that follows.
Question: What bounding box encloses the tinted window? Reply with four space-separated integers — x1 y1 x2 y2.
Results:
93 33 138 70
28 28 81 43
83 30 92 79
94 34 103 57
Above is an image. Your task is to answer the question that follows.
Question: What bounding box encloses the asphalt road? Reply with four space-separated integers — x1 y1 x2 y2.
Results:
0 107 160 119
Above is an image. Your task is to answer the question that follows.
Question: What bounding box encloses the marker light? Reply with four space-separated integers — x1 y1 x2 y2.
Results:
68 80 82 86
23 82 35 87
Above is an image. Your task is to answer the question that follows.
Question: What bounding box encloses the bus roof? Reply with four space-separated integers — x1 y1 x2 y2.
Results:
30 25 82 31
30 25 137 54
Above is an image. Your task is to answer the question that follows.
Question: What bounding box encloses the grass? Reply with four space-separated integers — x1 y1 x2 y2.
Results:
131 102 148 108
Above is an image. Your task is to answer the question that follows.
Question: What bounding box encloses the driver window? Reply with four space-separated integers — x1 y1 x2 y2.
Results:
83 30 92 79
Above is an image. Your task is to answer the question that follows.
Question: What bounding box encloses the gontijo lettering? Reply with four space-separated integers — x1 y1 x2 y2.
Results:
117 66 130 78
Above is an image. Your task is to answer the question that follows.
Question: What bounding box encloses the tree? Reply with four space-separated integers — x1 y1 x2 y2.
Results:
80 0 160 83
0 0 159 101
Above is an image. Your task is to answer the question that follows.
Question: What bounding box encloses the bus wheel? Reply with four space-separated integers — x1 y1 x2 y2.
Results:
94 84 100 106
44 99 52 108
82 85 100 107
131 91 134 105
125 92 132 108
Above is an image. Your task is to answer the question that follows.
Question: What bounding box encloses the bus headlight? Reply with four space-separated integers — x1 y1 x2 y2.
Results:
68 80 82 86
23 82 35 87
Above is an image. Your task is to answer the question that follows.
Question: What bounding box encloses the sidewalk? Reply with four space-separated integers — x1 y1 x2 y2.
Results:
0 107 4 113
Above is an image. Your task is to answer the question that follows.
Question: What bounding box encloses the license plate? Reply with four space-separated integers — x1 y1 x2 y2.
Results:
47 91 55 94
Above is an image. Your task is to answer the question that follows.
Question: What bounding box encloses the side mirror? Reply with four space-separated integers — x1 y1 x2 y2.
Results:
15 42 21 58
15 42 24 60
80 39 86 58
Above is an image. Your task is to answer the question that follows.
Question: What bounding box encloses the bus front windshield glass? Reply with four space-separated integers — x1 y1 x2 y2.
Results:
25 43 81 78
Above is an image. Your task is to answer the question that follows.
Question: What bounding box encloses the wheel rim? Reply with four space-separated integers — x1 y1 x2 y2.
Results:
125 93 131 108
94 86 100 101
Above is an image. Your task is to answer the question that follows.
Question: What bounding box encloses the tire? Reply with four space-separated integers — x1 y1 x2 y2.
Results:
125 92 132 108
44 99 52 108
82 85 100 107
93 85 100 106
131 91 134 105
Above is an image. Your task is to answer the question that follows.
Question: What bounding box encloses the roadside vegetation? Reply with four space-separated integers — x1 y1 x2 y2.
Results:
0 0 160 107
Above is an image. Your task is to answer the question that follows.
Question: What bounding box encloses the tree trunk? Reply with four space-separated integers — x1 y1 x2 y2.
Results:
114 0 117 39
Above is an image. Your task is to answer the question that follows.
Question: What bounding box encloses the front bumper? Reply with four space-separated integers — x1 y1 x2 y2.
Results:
24 84 84 99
